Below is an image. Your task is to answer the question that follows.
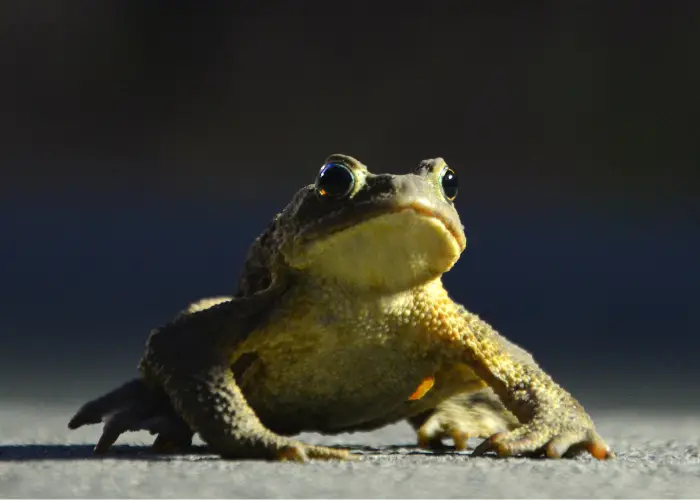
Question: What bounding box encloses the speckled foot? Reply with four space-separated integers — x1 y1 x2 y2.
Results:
471 406 614 460
68 378 189 454
409 389 518 451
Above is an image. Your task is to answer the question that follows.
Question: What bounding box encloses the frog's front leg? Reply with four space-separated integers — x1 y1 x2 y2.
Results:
438 305 613 460
141 296 354 462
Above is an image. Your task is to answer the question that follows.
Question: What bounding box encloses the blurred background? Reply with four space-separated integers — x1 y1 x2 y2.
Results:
0 1 697 412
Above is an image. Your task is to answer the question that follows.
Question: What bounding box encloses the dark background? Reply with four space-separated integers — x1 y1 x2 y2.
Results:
0 1 697 410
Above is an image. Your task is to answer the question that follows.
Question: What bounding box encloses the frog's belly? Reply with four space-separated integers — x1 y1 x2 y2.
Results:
239 344 432 433
230 285 484 435
234 337 482 435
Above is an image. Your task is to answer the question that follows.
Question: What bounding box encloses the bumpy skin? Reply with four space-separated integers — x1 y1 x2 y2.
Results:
69 154 612 461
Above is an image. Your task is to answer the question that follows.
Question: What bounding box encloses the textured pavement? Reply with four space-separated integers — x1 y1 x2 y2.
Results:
1 402 699 498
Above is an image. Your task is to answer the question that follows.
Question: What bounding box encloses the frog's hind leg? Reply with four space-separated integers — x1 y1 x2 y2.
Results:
68 378 195 454
67 297 234 455
408 388 519 451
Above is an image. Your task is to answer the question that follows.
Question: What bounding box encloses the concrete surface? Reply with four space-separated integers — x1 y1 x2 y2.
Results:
1 402 699 498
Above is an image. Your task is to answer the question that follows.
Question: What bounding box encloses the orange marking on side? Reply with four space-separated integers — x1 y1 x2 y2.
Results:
408 376 435 401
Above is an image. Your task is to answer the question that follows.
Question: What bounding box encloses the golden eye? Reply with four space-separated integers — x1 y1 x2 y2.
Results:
439 166 458 201
315 162 355 198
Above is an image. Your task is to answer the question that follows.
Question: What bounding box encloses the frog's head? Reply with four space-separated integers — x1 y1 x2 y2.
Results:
278 154 467 292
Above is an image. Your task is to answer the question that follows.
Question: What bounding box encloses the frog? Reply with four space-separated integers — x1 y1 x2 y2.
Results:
68 154 612 462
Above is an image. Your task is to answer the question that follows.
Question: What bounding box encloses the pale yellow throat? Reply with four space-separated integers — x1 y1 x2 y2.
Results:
289 208 463 292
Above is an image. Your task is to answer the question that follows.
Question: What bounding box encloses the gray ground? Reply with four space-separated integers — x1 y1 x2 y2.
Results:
1 402 699 498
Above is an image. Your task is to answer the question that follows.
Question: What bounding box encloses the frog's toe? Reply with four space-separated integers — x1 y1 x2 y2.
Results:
69 379 158 430
276 443 355 462
93 409 140 454
417 428 445 450
417 423 470 451
544 432 590 458
451 431 470 451
587 438 615 460
557 432 614 460
305 445 357 461
277 444 309 462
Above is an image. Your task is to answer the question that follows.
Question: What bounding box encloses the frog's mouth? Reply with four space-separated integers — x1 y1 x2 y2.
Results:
296 198 466 252
396 200 467 251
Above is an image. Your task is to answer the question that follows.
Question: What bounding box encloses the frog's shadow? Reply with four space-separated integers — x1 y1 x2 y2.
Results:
0 443 480 462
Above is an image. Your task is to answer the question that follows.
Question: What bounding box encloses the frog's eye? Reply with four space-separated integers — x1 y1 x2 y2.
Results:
439 166 458 201
315 162 355 199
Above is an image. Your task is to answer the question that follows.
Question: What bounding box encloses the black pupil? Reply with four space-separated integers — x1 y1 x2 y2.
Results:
317 163 354 197
441 169 458 200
